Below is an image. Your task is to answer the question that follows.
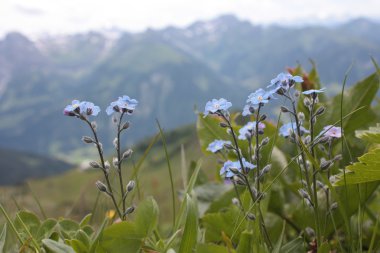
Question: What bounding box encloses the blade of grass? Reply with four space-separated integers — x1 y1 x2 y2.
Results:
26 182 47 220
156 119 176 231
368 213 379 253
0 203 23 245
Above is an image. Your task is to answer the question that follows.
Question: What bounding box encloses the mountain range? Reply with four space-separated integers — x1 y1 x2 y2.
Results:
0 15 379 158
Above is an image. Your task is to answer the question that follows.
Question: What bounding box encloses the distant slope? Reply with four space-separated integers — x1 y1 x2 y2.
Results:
0 16 379 157
0 148 72 185
0 124 216 224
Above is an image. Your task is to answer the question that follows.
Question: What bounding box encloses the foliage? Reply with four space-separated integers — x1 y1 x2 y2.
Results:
2 65 380 252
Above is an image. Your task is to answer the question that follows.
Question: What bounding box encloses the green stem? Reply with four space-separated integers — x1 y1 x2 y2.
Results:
83 117 123 219
116 112 126 218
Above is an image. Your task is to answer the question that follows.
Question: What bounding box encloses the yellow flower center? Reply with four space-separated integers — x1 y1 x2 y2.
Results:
72 104 80 108
214 104 220 109
257 95 263 101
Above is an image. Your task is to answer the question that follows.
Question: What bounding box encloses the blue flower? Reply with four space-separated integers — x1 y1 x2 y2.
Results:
204 98 232 117
302 88 326 95
220 159 256 178
64 100 100 117
268 72 303 93
246 89 270 106
279 122 309 137
238 121 266 140
207 140 232 153
106 95 138 115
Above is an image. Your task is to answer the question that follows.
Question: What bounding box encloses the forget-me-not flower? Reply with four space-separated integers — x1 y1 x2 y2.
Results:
106 96 138 115
320 125 342 138
207 140 232 153
238 121 266 140
220 158 256 178
279 122 309 137
204 98 232 117
302 88 326 95
268 72 303 93
64 100 100 117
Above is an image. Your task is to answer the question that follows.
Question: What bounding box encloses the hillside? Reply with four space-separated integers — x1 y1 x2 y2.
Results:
0 124 218 224
0 15 379 157
0 148 72 185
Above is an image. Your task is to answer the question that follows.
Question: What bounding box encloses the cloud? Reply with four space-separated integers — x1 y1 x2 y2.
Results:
0 0 379 37
13 4 45 16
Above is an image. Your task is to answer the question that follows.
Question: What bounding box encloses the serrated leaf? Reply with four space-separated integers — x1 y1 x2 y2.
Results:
355 123 380 144
335 148 380 185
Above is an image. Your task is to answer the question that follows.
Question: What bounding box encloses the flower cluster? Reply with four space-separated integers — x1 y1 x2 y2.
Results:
63 95 138 221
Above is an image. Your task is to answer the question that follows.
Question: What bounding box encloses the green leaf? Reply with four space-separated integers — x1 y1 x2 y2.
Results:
68 239 88 253
196 243 232 253
37 219 57 241
322 73 379 134
14 211 41 238
0 224 6 252
317 242 331 253
134 196 159 237
59 219 80 239
42 239 76 253
335 148 380 185
97 222 143 253
236 230 253 253
272 221 286 253
280 237 305 253
355 123 380 144
178 194 198 253
202 206 246 245
79 214 92 228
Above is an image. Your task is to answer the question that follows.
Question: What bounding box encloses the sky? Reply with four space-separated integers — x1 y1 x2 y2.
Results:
1 0 380 37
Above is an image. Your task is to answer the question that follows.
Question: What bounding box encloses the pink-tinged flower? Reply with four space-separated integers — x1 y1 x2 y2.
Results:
238 121 266 140
321 125 342 138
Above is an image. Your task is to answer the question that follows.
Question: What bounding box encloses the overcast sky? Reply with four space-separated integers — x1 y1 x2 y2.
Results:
1 0 380 37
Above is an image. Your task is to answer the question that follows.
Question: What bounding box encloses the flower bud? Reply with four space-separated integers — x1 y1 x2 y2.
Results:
261 137 270 146
124 206 135 216
330 202 338 211
315 106 325 116
104 161 111 173
112 157 119 168
249 106 255 114
122 149 133 160
122 121 130 130
259 114 267 122
96 181 108 193
91 121 97 131
232 198 240 206
82 136 94 144
320 159 332 171
126 180 135 192
294 90 300 97
280 106 290 113
305 227 315 237
333 154 343 161
298 189 310 199
219 122 228 128
89 161 101 169
304 97 311 107
246 212 256 221
298 112 305 121
113 138 118 149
